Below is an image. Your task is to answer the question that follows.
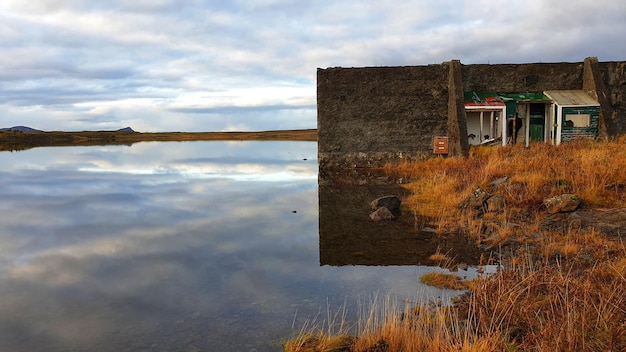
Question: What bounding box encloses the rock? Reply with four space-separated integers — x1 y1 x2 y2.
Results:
568 212 583 230
596 222 620 234
469 188 490 208
459 188 490 211
539 208 626 236
370 195 402 215
509 208 532 221
539 213 572 232
421 226 437 233
543 194 582 214
485 194 506 212
370 207 395 221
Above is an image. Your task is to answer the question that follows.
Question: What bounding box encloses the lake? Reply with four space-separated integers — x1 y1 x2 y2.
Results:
0 141 478 351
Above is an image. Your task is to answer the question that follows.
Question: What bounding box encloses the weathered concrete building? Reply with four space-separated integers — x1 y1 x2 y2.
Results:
317 57 626 169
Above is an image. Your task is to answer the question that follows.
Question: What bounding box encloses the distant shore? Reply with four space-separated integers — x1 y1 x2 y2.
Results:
0 129 317 152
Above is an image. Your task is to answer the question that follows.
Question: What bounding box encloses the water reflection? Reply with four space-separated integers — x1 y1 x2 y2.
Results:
1 142 471 352
318 170 481 266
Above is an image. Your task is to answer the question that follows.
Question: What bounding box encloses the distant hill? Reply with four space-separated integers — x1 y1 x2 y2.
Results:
1 126 136 133
0 126 43 132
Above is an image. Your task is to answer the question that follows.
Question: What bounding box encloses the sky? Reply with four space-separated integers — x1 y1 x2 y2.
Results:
1 0 625 132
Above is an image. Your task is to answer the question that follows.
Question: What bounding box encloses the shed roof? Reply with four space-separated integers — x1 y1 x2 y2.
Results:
464 91 551 107
464 92 505 107
499 92 551 103
544 90 599 106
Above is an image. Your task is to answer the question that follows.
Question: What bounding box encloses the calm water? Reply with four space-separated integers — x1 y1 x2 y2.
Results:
0 141 470 352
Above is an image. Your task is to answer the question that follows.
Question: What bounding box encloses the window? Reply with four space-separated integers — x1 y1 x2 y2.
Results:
565 114 590 128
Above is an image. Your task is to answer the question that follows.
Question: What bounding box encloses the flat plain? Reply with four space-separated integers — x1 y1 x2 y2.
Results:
0 129 317 151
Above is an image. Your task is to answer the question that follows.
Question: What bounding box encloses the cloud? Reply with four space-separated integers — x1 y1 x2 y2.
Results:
0 0 625 131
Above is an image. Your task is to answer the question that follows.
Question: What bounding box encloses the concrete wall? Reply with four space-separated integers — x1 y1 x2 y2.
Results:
599 61 626 136
317 65 451 169
461 62 583 93
317 58 626 170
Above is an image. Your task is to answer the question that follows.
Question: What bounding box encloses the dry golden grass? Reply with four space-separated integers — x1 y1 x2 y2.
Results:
285 139 626 352
282 334 354 352
285 297 510 352
464 256 626 351
428 252 450 262
283 303 355 352
286 255 626 351
420 272 468 290
391 140 626 231
352 301 510 352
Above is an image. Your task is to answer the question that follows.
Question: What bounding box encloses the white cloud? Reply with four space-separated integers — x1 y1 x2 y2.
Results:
0 0 625 131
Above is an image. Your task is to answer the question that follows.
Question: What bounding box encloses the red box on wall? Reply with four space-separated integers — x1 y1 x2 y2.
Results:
433 137 449 155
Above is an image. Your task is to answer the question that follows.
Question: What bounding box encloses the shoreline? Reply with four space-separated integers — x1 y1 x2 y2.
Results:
0 129 317 151
284 138 626 352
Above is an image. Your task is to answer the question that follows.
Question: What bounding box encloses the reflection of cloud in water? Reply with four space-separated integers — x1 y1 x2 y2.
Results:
0 142 465 351
1 140 317 174
77 161 317 182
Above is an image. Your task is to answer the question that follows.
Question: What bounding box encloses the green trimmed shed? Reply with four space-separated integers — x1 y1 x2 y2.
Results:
544 90 600 145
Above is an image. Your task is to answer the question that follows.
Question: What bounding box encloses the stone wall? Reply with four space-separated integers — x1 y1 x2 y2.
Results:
600 61 626 135
317 58 626 170
317 65 450 169
461 62 583 93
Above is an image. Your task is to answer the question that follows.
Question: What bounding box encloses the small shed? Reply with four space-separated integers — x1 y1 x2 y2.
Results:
464 92 552 146
464 92 506 146
544 90 600 145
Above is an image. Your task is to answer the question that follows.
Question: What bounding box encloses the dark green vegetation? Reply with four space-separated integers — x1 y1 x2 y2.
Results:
0 129 317 151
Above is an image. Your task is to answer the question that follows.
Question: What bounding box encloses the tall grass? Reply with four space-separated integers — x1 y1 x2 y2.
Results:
285 253 626 351
283 300 354 352
284 295 510 352
352 297 509 352
284 138 626 351
466 256 626 351
394 140 626 228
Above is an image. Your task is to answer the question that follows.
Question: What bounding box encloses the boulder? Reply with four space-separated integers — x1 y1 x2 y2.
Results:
370 195 402 215
543 194 582 214
370 207 395 221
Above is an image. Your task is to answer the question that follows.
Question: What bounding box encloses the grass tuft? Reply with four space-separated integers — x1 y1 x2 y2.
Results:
420 271 468 290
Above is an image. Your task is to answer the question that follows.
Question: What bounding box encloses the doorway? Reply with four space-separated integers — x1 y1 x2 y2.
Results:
529 103 546 142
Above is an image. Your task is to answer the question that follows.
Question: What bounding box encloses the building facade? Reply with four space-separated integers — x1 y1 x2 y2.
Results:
317 57 626 169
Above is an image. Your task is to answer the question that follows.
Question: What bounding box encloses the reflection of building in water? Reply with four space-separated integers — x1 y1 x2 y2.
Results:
318 171 482 266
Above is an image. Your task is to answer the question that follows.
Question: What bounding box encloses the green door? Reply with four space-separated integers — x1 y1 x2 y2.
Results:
529 118 544 141
529 104 546 142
